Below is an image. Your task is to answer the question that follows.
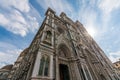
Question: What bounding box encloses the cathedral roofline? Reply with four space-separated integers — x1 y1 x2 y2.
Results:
1 64 13 70
19 48 28 56
45 7 56 15
113 60 120 64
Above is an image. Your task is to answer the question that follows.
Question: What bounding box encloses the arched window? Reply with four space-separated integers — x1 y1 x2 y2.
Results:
38 56 45 75
44 57 50 76
38 55 50 76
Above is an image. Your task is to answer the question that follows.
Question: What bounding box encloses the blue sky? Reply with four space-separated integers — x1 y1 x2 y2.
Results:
0 0 120 68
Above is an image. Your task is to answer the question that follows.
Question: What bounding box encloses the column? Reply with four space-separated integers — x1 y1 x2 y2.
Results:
31 51 41 77
50 55 54 79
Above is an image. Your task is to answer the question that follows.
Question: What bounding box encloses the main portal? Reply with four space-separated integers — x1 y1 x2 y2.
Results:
59 64 70 80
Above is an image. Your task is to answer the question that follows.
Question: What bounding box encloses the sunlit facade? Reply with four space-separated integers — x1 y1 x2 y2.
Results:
6 8 120 80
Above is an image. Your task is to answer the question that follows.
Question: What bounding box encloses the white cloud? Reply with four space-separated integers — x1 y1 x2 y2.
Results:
37 0 74 16
98 0 120 24
0 14 9 25
0 0 41 37
0 41 22 68
0 42 18 50
80 10 98 38
0 0 30 13
76 0 100 38
108 51 120 63
0 49 22 68
99 0 120 15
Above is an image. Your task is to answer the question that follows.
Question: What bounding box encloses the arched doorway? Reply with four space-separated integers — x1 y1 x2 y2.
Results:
57 44 71 80
59 64 70 80
100 74 106 80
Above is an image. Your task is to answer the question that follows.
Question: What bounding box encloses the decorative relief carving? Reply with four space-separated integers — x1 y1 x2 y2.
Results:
48 17 52 26
58 49 66 58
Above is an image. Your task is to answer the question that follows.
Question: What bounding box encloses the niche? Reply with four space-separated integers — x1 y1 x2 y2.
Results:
43 30 52 45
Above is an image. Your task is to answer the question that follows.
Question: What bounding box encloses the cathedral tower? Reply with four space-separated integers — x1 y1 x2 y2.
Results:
8 8 120 80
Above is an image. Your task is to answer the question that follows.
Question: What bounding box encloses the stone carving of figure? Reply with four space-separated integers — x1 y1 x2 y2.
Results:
45 31 52 44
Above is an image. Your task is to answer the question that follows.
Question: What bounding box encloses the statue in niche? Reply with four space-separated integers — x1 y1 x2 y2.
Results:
44 30 52 45
59 50 66 58
76 44 85 58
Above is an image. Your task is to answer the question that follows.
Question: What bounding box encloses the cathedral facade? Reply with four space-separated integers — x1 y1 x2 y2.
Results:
8 8 120 80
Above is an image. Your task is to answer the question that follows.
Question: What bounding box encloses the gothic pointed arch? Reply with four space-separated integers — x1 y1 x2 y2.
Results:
57 43 71 58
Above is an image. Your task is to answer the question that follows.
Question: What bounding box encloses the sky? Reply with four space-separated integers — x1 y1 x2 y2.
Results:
0 0 120 68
